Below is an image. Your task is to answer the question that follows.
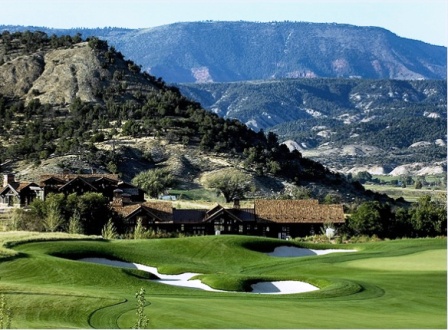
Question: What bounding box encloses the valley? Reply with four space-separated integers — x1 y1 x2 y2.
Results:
178 78 447 176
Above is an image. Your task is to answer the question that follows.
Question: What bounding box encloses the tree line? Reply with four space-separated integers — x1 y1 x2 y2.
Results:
344 195 446 238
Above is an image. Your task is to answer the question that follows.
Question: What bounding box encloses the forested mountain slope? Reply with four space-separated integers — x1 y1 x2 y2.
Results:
178 79 447 173
1 21 446 82
0 31 386 203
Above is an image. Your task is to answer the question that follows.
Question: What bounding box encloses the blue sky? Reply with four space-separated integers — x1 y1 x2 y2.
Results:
1 0 447 46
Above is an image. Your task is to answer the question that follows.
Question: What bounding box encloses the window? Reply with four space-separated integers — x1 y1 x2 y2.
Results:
193 226 205 235
214 225 224 232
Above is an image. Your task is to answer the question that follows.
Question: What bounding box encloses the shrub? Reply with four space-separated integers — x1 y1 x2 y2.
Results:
101 219 117 239
0 294 12 329
134 288 149 329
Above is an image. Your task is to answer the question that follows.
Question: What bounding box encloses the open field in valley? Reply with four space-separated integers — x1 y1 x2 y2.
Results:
0 232 446 328
363 184 445 202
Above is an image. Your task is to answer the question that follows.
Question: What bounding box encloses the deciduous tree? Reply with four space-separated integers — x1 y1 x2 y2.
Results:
347 201 391 237
204 169 253 203
410 195 446 236
132 168 174 198
43 199 63 232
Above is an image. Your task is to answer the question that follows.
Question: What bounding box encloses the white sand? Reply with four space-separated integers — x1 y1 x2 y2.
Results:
79 257 318 294
251 281 318 294
267 246 357 257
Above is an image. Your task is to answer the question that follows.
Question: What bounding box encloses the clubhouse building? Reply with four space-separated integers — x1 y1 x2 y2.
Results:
1 173 345 238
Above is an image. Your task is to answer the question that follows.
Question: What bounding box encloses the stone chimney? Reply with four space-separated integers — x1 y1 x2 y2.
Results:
112 189 124 207
122 193 132 205
233 198 240 209
113 188 123 199
112 189 131 206
3 174 15 187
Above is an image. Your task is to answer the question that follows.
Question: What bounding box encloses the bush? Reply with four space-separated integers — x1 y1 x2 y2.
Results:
11 208 44 232
0 294 12 329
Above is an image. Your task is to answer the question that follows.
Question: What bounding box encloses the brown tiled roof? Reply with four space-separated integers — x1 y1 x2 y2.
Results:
112 199 344 225
112 203 142 218
111 201 173 222
255 199 344 223
141 201 173 222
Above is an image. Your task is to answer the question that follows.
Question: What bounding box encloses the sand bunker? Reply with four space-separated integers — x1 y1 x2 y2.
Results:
251 281 318 294
80 258 318 294
267 246 357 257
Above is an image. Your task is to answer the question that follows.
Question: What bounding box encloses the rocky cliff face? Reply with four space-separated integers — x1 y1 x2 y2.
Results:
0 41 156 106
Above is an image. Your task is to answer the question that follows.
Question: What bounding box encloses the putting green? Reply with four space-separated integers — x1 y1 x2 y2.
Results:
0 234 446 328
341 249 447 271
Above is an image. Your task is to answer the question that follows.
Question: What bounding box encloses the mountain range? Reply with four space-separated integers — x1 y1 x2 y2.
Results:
177 78 447 174
0 22 446 177
1 21 446 82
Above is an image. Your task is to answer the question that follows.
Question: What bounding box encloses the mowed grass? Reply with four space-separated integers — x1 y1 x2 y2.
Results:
363 183 444 202
0 232 446 328
342 249 446 271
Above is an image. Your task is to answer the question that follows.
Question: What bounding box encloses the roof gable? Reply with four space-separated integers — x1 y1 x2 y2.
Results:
17 182 40 192
40 173 120 185
204 204 244 223
0 182 39 196
59 177 98 192
41 176 67 186
94 177 120 186
112 201 173 222
0 184 18 196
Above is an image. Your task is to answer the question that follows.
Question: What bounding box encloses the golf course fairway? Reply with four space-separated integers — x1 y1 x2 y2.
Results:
0 232 446 328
